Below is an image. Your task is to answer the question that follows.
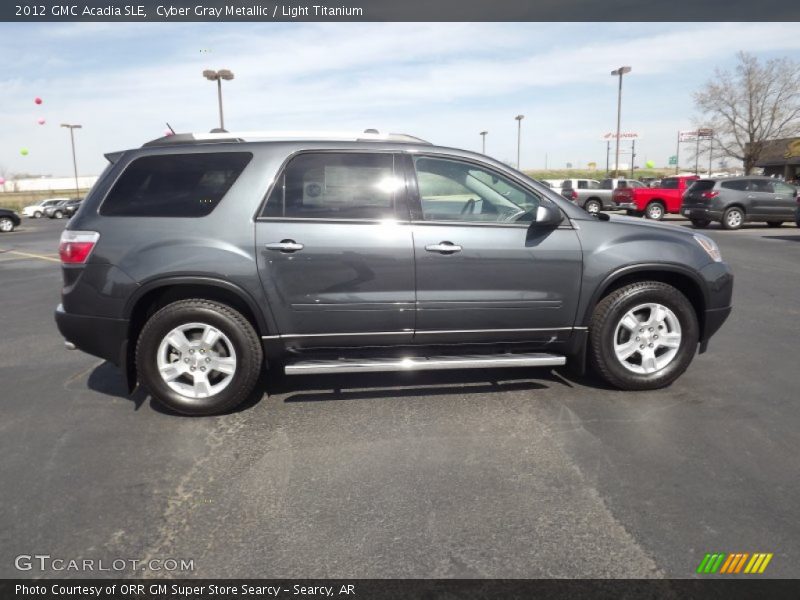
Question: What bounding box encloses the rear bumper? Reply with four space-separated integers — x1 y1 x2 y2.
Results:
681 206 723 220
615 202 637 210
55 304 128 366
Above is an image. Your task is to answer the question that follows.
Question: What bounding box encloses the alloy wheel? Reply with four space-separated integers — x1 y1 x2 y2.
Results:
156 322 237 399
613 303 682 375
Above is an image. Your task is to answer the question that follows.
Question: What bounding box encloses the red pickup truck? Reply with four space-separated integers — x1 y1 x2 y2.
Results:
612 175 699 220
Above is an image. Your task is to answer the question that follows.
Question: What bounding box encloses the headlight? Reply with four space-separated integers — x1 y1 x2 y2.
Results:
694 234 722 262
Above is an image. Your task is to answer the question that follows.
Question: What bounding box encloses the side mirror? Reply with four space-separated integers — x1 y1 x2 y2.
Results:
531 204 563 228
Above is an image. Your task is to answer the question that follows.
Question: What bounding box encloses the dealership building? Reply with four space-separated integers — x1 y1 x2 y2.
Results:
755 137 800 181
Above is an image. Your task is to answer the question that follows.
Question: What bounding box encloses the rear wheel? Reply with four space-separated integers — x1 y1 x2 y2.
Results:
722 206 744 230
33 211 42 219
584 199 602 215
0 217 15 233
645 202 665 220
136 299 263 416
766 221 783 228
690 219 711 229
589 281 699 390
53 210 64 219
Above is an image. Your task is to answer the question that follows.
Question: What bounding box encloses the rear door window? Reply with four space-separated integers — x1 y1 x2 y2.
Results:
748 179 775 193
262 152 404 220
101 152 252 217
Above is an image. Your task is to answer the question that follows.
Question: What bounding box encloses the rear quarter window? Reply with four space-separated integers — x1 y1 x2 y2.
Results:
101 152 252 217
720 180 749 192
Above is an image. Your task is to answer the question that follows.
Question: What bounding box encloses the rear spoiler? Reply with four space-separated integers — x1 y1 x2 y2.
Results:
104 151 125 164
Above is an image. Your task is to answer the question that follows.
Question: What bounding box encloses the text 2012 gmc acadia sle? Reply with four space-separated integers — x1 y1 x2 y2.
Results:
55 131 733 415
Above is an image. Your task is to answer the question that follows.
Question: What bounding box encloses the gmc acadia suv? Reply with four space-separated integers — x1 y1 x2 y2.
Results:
55 131 733 415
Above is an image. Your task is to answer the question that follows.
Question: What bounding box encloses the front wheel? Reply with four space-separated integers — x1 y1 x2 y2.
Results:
589 281 699 390
645 202 665 220
0 217 15 233
53 210 64 219
766 221 783 228
690 219 711 229
136 299 263 415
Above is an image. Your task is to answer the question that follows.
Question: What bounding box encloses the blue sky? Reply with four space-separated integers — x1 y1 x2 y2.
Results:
1 22 799 177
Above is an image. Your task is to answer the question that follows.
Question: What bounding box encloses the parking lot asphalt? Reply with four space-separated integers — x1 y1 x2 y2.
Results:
1 215 799 579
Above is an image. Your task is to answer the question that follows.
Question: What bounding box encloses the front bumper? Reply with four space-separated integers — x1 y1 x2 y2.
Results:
55 304 128 366
698 261 734 343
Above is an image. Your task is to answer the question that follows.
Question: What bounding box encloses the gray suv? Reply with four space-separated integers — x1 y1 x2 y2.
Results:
682 176 798 230
55 131 733 415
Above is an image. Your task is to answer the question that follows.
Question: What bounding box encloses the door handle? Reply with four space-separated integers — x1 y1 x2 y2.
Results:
265 240 304 253
425 242 462 254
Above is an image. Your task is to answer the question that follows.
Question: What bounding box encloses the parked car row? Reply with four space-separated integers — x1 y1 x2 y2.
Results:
550 173 799 229
21 197 83 219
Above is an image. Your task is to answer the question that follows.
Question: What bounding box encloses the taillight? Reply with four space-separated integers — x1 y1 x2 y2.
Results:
701 191 719 200
59 230 99 264
569 189 578 201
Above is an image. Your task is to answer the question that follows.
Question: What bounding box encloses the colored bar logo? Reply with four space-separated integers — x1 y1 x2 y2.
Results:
696 552 773 574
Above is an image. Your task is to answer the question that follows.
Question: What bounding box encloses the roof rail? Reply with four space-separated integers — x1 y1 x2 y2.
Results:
142 130 431 147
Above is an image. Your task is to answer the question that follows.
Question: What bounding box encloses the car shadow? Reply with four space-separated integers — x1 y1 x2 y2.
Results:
762 234 800 242
85 361 611 415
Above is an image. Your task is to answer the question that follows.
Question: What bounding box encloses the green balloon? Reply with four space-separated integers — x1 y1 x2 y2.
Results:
645 160 655 168
20 148 29 156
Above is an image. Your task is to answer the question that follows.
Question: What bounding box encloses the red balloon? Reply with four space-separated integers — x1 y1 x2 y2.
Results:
34 97 43 104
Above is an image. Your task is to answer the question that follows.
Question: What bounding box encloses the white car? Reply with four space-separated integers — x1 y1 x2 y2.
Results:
21 198 69 218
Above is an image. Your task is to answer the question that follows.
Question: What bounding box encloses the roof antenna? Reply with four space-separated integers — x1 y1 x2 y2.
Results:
165 122 176 135
363 128 379 134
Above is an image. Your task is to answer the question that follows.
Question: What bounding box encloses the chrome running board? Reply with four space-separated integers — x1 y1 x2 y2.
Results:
284 353 566 375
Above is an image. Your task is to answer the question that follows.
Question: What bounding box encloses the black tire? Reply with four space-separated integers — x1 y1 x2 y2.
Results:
0 217 15 233
645 201 665 220
588 281 699 390
136 299 263 416
54 210 64 219
722 206 744 230
766 221 783 228
584 199 602 215
690 219 711 229
33 211 42 219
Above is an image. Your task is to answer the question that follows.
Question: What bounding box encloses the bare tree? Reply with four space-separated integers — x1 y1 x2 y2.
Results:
694 52 800 173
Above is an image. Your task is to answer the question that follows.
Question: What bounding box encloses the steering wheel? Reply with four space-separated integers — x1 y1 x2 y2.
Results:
460 198 477 215
500 208 528 222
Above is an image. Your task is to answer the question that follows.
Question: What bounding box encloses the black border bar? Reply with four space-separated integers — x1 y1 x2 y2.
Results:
2 0 800 22
2 580 800 600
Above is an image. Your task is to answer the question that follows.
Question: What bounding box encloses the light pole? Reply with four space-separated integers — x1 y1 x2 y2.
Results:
480 130 488 154
515 115 524 169
60 124 82 199
610 66 631 175
202 69 234 131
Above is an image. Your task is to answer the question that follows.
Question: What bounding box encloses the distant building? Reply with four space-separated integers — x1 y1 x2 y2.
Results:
0 175 98 193
753 137 800 180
